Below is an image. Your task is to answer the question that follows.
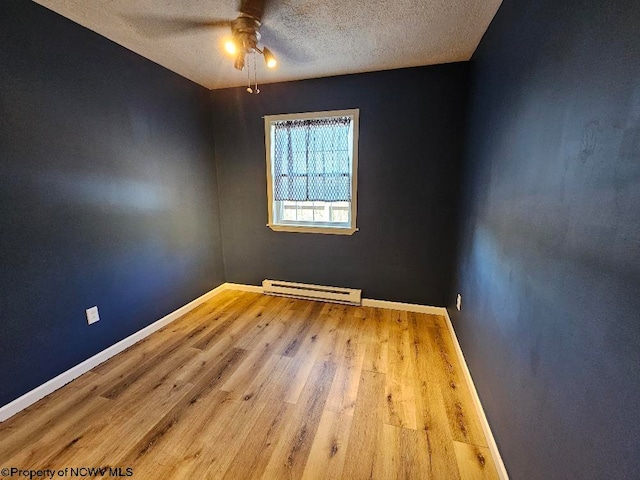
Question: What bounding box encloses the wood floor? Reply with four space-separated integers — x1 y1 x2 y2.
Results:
0 290 499 479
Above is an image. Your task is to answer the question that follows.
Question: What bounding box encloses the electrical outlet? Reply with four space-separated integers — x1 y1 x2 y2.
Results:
456 294 462 311
86 306 100 325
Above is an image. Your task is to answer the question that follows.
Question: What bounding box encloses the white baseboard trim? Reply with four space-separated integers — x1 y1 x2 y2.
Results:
443 309 509 480
361 298 446 315
0 282 229 422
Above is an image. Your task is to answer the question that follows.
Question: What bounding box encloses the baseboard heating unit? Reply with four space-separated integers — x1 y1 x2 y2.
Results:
262 280 362 305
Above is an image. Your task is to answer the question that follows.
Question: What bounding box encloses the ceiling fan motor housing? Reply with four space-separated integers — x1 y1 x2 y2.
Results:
231 15 261 53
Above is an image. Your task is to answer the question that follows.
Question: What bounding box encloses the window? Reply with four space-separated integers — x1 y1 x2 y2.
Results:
264 109 359 235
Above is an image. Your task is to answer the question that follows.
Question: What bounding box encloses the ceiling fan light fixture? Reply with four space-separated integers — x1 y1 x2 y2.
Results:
234 52 245 70
263 47 277 69
224 39 237 55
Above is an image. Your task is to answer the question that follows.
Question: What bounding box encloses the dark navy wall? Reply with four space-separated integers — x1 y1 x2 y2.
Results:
451 0 640 478
211 65 469 305
0 2 224 406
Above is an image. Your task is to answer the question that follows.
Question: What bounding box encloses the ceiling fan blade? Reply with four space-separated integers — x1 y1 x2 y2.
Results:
260 24 311 64
124 15 231 38
239 0 268 22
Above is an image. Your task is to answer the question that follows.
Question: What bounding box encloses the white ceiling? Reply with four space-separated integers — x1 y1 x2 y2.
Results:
33 0 502 90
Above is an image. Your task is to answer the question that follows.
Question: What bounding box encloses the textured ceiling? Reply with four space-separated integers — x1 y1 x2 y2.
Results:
33 0 502 90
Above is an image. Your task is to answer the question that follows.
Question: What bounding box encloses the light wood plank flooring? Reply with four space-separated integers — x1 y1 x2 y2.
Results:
0 290 498 479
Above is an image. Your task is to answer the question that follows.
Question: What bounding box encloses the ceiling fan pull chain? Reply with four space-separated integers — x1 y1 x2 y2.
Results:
254 52 260 94
246 55 253 93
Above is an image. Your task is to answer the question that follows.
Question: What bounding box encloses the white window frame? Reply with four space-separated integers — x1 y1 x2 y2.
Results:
264 109 359 235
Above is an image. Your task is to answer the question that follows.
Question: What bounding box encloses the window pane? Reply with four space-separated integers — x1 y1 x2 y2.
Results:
330 207 349 223
314 204 329 221
272 116 352 202
283 206 297 220
298 205 314 221
275 200 350 225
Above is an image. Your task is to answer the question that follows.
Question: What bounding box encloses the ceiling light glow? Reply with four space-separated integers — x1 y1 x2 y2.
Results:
224 40 237 55
263 47 277 69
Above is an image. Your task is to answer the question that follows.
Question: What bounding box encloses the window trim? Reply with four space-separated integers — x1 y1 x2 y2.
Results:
264 109 359 235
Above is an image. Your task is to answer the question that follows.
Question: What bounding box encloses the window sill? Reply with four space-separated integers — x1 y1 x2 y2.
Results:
267 224 359 235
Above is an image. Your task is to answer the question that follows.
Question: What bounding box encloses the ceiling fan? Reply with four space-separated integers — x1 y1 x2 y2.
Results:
224 0 277 72
127 0 280 92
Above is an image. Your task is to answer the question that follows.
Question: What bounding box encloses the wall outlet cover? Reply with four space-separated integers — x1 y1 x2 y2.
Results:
86 306 100 325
